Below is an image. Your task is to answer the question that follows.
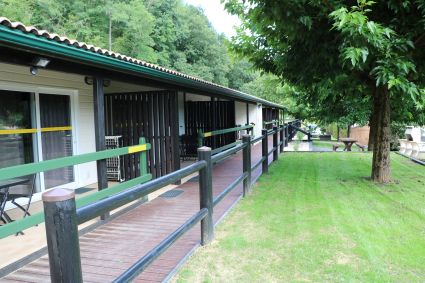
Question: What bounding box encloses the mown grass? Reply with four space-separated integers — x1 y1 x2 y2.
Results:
174 153 425 283
312 140 344 149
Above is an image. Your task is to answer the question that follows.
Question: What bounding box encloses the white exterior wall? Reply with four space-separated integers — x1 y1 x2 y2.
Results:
178 92 185 135
250 103 263 138
235 101 265 138
235 101 247 127
0 62 97 191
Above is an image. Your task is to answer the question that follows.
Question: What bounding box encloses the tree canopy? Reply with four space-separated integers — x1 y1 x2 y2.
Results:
224 0 425 182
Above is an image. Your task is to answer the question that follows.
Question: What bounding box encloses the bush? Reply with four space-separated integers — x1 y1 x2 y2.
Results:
390 123 407 151
324 123 348 140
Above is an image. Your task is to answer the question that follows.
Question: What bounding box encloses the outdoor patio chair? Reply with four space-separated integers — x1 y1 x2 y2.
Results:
0 188 11 224
0 193 8 224
7 174 36 219
179 135 197 161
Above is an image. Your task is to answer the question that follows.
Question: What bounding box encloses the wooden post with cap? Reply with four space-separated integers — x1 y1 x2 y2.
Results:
279 124 284 153
273 125 278 161
43 188 83 283
198 146 214 245
262 129 269 173
242 134 252 196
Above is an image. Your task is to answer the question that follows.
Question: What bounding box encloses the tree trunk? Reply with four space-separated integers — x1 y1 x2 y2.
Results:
368 89 379 151
371 87 391 183
108 13 112 51
347 125 351 138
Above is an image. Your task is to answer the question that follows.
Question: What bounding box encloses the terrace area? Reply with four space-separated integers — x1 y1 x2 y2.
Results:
0 133 276 282
1 121 424 282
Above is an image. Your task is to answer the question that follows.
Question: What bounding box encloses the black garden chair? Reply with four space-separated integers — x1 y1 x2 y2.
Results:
6 174 37 219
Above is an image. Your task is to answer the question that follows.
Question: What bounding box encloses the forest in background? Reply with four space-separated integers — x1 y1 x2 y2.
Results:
0 0 295 111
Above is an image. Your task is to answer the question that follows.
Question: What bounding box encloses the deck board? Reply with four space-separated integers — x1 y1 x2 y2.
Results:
2 137 275 282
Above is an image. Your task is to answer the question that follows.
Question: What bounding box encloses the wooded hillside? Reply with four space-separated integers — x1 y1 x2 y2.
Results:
0 0 295 108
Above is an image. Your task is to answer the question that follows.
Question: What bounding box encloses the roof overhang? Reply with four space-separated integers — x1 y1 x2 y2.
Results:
0 24 285 109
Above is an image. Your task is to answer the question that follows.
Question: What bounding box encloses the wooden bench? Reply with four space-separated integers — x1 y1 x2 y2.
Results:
355 143 367 151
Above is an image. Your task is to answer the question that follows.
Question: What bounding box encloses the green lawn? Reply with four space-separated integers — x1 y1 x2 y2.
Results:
312 140 344 149
175 153 425 282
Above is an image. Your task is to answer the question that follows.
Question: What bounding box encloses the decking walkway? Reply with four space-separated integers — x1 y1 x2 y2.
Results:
1 139 274 282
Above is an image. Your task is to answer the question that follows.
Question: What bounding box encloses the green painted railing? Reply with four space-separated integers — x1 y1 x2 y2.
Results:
0 138 152 239
198 124 253 148
263 120 278 126
211 141 242 155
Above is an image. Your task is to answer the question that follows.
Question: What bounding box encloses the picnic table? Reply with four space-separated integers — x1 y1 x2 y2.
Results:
340 138 358 151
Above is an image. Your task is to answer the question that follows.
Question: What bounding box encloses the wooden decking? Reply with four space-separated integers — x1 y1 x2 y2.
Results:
1 138 274 282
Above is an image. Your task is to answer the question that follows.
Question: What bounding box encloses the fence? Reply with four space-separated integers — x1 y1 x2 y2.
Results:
263 119 278 128
198 124 253 154
287 120 312 141
286 119 302 141
263 120 304 143
0 138 151 239
262 108 279 130
2 124 288 282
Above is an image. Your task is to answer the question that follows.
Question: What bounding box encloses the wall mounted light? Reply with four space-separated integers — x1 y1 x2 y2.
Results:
30 57 51 75
32 57 51 68
30 66 38 75
84 76 93 85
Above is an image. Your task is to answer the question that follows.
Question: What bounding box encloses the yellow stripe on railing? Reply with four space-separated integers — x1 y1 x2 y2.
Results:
41 126 72 132
204 132 212 137
0 126 72 135
128 144 148 154
0 129 37 135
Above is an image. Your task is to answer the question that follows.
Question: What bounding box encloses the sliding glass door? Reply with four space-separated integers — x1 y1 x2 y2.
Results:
0 89 76 192
39 93 74 189
0 91 36 191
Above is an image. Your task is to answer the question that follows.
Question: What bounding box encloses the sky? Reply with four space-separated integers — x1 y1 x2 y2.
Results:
182 0 241 38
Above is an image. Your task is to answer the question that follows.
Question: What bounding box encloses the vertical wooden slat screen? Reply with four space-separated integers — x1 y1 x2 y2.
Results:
170 93 180 174
183 100 236 156
262 107 279 130
105 90 179 180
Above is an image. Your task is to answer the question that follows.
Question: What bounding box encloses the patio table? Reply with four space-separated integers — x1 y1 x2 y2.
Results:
340 138 358 151
0 178 29 224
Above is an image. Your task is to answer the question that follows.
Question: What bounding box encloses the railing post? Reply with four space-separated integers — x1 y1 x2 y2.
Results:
261 129 269 173
138 137 150 201
279 124 284 153
273 126 278 161
198 147 214 245
242 135 252 196
198 130 204 148
139 137 148 176
42 188 83 283
285 123 289 146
